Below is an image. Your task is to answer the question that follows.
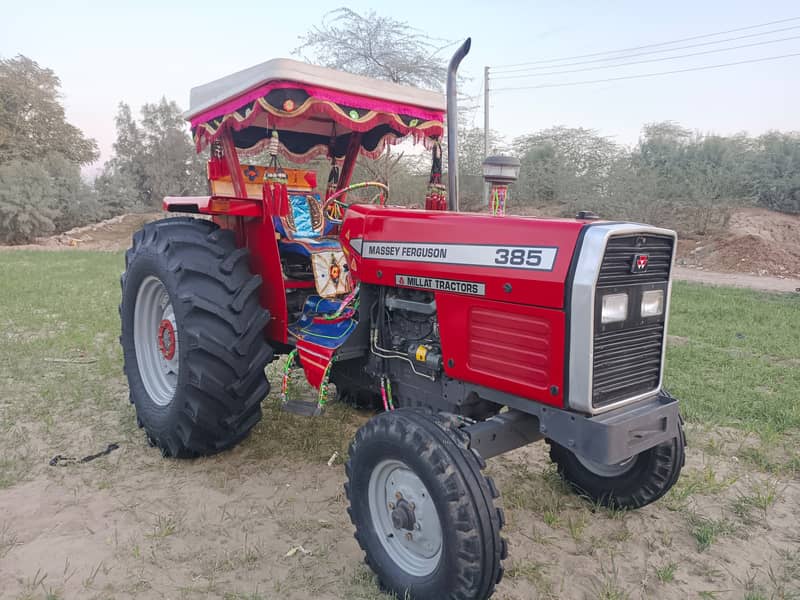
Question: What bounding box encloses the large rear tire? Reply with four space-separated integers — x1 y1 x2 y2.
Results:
345 409 506 600
120 217 273 458
549 416 685 509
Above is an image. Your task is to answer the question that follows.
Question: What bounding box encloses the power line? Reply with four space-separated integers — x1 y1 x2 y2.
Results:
491 16 800 70
492 51 800 92
490 34 800 80
491 24 800 75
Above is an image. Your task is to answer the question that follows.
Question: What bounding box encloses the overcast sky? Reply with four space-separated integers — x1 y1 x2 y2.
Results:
2 0 798 174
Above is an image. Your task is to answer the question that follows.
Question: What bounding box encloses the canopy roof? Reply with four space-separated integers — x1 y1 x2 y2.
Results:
187 58 446 162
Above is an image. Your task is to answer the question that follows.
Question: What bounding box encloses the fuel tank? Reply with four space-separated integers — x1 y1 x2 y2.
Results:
340 205 591 407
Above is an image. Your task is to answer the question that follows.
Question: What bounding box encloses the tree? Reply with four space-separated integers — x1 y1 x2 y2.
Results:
294 8 449 89
0 55 102 242
105 102 148 206
625 123 757 232
751 131 800 214
296 8 457 207
513 127 620 211
45 153 104 231
0 55 98 165
140 98 205 204
97 99 204 210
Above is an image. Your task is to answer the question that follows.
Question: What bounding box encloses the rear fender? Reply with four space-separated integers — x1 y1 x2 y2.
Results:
163 195 262 217
164 194 288 346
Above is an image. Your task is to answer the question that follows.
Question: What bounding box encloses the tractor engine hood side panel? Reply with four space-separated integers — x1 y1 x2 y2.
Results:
340 205 586 408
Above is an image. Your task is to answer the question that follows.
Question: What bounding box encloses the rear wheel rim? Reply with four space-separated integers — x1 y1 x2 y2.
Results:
368 459 443 577
575 454 636 477
133 276 179 406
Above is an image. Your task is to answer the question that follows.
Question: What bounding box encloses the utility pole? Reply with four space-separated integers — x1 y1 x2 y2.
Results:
483 66 490 205
483 66 490 157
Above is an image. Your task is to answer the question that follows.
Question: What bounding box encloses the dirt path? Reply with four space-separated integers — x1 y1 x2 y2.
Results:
674 266 800 293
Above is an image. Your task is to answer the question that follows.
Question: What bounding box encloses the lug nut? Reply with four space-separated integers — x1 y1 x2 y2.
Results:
395 492 402 500
409 502 415 510
414 523 421 530
388 502 395 510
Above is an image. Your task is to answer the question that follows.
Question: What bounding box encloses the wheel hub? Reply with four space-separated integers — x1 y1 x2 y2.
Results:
157 319 176 360
390 497 416 531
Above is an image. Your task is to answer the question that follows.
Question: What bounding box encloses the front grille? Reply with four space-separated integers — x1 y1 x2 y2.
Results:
591 233 674 408
592 323 664 408
597 234 673 286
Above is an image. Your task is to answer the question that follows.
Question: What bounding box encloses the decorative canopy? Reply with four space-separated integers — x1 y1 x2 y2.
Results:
187 59 446 162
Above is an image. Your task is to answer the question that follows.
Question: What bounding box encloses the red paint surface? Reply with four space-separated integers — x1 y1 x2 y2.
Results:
241 208 288 345
295 338 336 388
436 295 565 406
163 196 262 217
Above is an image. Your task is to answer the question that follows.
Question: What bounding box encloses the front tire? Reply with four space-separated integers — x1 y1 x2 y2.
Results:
345 409 506 600
549 417 685 509
120 217 273 458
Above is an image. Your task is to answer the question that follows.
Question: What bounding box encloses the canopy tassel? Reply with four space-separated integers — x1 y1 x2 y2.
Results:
424 139 447 211
263 130 289 216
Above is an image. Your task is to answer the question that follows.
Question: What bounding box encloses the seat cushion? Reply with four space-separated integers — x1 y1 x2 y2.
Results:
289 194 320 237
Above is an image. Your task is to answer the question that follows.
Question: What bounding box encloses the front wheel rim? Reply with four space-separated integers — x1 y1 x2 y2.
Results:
133 276 179 406
368 459 443 577
575 453 637 477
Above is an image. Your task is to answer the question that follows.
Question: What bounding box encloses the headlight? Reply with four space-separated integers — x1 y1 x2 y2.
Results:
641 289 665 318
601 293 628 324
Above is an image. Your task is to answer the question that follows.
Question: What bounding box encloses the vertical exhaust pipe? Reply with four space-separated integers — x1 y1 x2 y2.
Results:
447 37 471 212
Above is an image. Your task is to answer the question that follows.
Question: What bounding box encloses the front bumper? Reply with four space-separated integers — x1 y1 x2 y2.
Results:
546 391 681 464
448 379 680 464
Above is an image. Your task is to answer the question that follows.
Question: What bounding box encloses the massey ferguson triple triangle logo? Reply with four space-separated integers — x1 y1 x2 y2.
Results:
632 253 649 273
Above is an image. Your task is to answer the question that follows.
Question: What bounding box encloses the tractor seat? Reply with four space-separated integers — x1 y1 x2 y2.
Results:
275 193 338 257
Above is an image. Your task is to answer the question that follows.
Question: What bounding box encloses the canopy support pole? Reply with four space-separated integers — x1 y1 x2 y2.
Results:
220 128 246 198
336 132 363 204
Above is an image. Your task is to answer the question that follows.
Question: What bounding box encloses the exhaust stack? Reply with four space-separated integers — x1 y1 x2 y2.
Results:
446 37 471 212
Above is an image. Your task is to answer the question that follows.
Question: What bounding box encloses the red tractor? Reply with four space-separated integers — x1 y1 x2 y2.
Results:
120 39 684 599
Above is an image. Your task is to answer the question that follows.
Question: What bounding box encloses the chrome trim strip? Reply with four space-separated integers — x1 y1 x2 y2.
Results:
568 224 677 415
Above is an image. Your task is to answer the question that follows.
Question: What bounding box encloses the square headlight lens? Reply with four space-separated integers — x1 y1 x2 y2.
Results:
641 289 665 318
601 293 628 324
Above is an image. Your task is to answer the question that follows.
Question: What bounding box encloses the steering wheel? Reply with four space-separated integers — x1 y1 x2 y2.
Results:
323 181 389 224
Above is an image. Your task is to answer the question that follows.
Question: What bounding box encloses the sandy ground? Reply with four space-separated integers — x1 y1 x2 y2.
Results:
1 418 797 600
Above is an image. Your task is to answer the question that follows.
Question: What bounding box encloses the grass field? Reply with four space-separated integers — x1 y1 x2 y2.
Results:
1 250 798 600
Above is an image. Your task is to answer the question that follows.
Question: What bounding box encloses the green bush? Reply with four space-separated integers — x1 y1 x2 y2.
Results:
0 160 57 243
